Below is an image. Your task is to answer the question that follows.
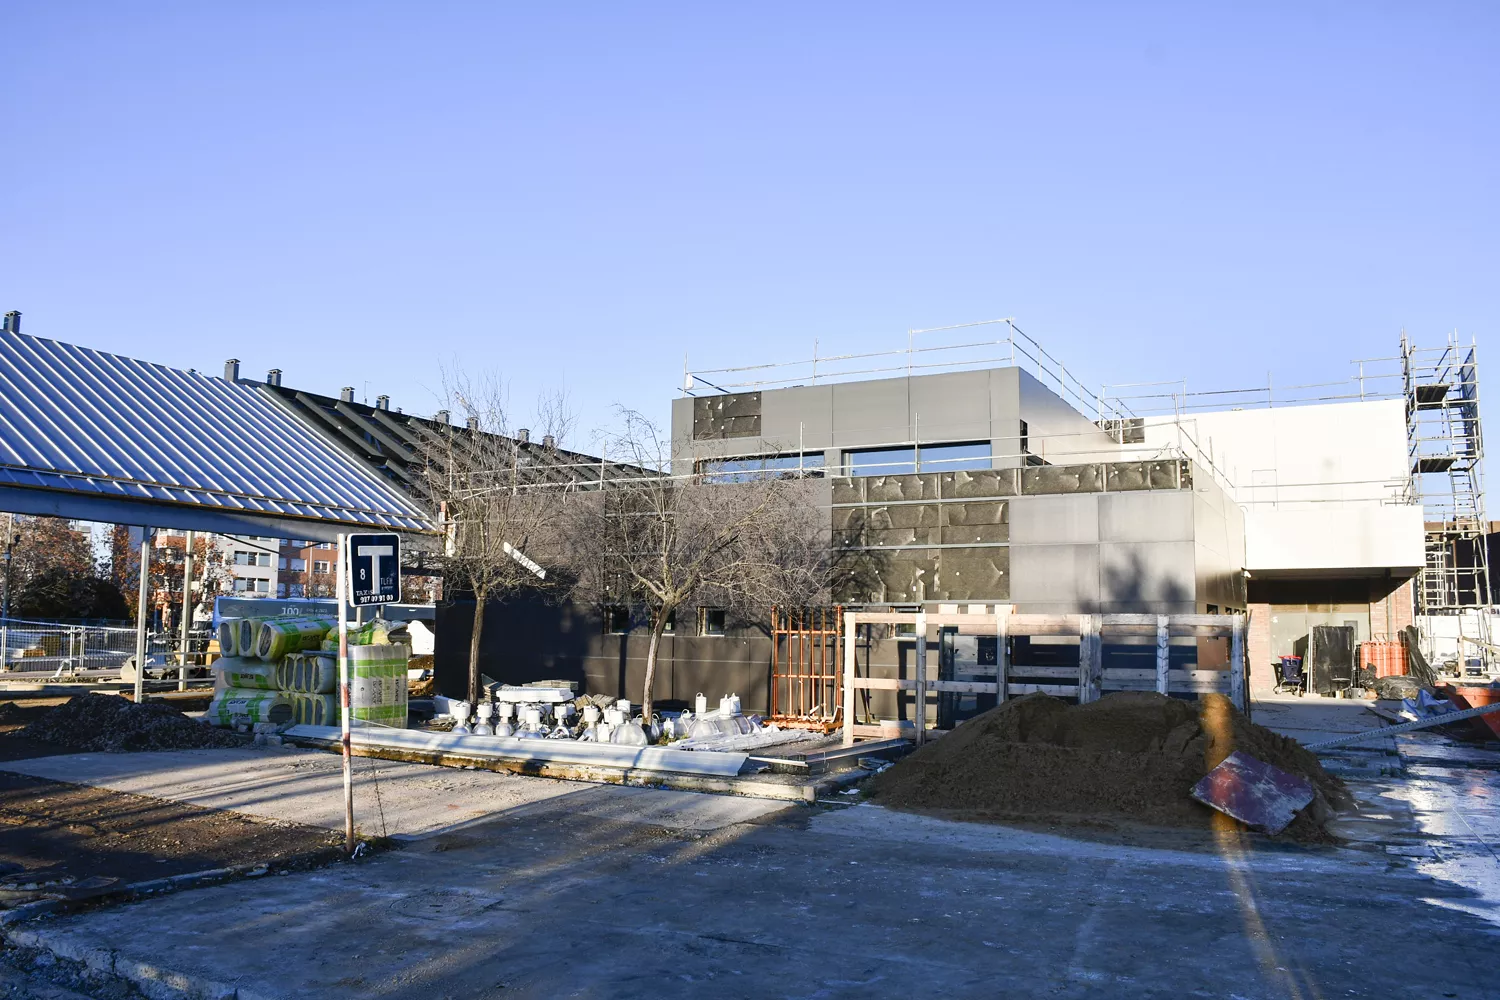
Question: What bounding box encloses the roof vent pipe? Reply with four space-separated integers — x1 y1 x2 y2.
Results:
266 368 282 386
435 409 449 425
542 434 556 449
376 394 389 411
2 311 19 334
340 387 355 402
516 428 530 443
466 416 479 431
224 359 240 382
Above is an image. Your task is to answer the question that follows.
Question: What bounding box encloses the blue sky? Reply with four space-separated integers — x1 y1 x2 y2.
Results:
2 2 1495 447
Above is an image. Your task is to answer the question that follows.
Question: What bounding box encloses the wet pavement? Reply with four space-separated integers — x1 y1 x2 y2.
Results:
1260 696 1500 930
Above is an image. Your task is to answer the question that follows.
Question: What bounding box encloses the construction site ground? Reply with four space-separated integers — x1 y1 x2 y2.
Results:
0 698 1493 998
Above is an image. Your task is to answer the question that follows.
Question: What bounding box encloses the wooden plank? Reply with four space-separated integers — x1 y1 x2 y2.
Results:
1107 677 1234 694
1102 668 1156 681
1006 614 1083 636
854 677 1002 693
914 612 927 747
1077 615 1103 704
851 677 909 691
1006 665 1080 680
996 606 1010 704
1156 615 1170 695
1230 615 1246 712
848 612 912 625
842 611 856 747
929 680 1002 694
1007 683 1081 697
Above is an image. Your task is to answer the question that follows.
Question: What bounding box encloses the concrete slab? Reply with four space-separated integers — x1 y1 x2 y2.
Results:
7 797 1494 999
1251 695 1398 751
0 747 790 840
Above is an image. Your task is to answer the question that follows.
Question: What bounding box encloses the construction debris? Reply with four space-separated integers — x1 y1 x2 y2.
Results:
867 692 1350 841
1190 751 1315 835
18 693 249 752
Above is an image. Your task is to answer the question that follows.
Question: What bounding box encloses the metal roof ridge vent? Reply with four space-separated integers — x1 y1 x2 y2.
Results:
266 368 282 386
224 359 240 382
435 409 450 425
2 311 19 334
516 428 530 443
542 434 556 449
340 387 355 403
466 416 480 431
376 394 390 411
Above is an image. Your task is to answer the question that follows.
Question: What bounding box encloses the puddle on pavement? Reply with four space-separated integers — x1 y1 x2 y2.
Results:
1331 731 1500 929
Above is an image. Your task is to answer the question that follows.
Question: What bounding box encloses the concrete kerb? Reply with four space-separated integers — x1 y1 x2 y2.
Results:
284 732 869 804
0 845 352 930
5 926 257 1000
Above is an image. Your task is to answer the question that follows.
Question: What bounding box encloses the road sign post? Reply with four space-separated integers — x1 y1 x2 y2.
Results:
337 534 353 854
337 533 400 855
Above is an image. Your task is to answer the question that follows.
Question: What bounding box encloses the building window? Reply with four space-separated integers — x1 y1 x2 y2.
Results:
844 447 917 477
276 583 287 598
289 583 305 598
698 454 825 483
917 442 992 472
844 442 992 476
291 558 307 572
234 550 253 566
603 606 631 634
233 578 250 592
698 607 726 636
313 560 330 574
278 557 287 570
1019 420 1029 456
255 579 269 593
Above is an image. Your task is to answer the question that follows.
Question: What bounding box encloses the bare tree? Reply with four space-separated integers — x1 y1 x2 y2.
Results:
565 411 834 722
419 376 575 703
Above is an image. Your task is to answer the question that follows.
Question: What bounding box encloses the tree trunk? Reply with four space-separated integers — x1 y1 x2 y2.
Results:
641 611 670 724
468 588 486 705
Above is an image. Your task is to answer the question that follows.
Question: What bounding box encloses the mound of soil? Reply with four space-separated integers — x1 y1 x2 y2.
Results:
18 694 249 753
867 692 1351 842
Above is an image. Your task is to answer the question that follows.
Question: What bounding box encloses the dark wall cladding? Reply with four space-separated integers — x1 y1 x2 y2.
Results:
692 391 762 440
435 597 776 712
844 547 1010 603
830 460 1189 505
1022 463 1104 494
828 459 1192 604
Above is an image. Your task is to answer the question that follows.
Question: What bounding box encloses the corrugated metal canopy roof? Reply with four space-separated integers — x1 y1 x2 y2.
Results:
0 329 435 537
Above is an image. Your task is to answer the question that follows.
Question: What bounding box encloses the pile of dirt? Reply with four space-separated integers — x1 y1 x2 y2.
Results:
17 694 249 752
867 692 1352 842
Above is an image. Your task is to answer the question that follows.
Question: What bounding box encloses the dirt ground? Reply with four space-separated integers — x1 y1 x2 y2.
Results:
0 698 343 893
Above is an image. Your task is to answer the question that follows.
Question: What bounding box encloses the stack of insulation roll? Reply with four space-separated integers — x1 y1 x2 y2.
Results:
206 615 410 730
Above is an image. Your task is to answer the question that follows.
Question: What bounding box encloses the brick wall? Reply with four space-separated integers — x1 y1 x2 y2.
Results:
1248 602 1273 698
1369 577 1416 638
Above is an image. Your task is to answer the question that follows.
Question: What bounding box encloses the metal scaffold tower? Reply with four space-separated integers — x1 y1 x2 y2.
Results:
1404 331 1490 613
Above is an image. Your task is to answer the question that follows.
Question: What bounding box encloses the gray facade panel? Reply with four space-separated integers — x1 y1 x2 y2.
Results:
1009 543 1101 606
1010 494 1101 545
760 384 834 452
1099 541 1196 606
908 370 994 444
1098 491 1195 543
832 379 909 447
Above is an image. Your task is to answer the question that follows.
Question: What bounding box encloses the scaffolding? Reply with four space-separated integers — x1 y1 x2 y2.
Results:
1404 331 1490 613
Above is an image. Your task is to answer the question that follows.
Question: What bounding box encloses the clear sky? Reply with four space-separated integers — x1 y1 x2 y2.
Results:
2 2 1495 448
